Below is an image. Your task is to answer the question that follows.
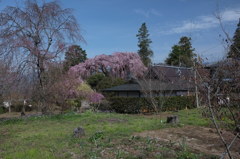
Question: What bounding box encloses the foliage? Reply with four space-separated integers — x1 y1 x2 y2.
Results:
89 131 104 146
51 75 104 108
87 92 105 103
96 77 126 91
49 73 83 108
0 106 5 114
165 36 196 67
63 45 87 71
86 73 105 90
77 82 104 103
66 99 81 108
177 151 198 159
108 96 195 113
70 52 147 79
109 97 149 113
228 19 240 58
77 82 93 93
156 96 195 111
91 99 112 111
136 22 153 66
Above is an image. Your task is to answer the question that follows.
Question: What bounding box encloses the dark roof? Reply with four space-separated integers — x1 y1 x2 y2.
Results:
103 65 207 92
146 65 192 82
103 80 194 92
138 80 193 91
147 65 209 82
103 84 141 92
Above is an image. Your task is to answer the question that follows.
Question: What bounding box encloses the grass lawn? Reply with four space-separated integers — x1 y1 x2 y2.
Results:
0 109 215 159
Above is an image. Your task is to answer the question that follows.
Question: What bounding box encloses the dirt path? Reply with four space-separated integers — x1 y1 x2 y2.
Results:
135 125 240 158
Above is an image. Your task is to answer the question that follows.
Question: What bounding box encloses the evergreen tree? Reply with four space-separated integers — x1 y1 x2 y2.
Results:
136 23 153 66
228 19 240 58
165 36 196 67
86 73 105 90
64 45 87 71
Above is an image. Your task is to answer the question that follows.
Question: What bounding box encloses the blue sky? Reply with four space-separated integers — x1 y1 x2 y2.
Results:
1 0 240 64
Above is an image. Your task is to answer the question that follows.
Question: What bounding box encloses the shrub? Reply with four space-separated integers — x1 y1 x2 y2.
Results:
96 77 126 91
12 103 23 112
107 96 195 113
109 97 140 113
156 96 195 111
0 106 6 114
91 100 112 112
86 73 105 90
66 99 81 108
109 97 153 113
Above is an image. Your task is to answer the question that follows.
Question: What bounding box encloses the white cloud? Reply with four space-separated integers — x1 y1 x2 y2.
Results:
134 9 161 18
165 8 240 34
220 9 240 21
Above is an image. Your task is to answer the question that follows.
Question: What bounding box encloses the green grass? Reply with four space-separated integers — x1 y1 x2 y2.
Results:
174 108 211 126
0 109 212 159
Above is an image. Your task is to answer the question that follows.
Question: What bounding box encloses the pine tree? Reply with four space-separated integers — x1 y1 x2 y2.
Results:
228 19 240 58
136 23 153 66
165 36 196 67
64 45 87 71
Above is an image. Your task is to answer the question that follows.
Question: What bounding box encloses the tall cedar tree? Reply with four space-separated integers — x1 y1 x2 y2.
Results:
136 23 153 66
228 19 240 58
165 36 196 67
64 45 87 71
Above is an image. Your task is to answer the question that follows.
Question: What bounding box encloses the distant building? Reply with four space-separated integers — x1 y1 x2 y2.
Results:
103 65 210 97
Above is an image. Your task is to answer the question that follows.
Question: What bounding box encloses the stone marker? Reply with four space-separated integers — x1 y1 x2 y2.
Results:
166 115 179 124
73 127 85 138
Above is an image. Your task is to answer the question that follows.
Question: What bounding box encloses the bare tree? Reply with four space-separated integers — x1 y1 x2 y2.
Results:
0 0 83 113
201 60 240 159
196 11 240 158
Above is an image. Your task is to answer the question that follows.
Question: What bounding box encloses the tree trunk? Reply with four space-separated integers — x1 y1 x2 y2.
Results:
21 100 26 116
36 56 48 114
8 106 11 113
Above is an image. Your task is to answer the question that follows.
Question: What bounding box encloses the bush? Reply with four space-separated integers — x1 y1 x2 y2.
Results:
96 77 126 91
109 97 140 113
156 96 195 111
107 96 195 113
108 97 154 113
86 73 105 90
11 101 33 112
91 100 113 112
0 106 7 114
12 103 23 112
66 99 81 108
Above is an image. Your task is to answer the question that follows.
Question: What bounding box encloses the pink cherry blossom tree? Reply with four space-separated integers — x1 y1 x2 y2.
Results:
51 71 104 110
69 52 147 79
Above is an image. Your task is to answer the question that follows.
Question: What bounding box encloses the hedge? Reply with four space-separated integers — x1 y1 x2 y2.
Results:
155 96 195 111
106 96 195 113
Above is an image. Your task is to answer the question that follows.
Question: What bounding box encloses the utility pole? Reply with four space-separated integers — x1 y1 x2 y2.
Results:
194 59 200 108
